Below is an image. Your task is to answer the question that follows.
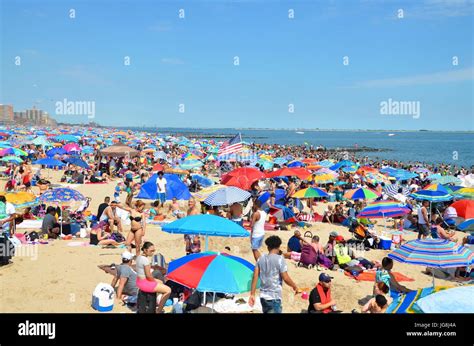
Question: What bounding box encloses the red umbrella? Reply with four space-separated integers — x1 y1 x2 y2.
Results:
152 163 165 172
221 167 265 190
266 167 312 180
451 200 474 219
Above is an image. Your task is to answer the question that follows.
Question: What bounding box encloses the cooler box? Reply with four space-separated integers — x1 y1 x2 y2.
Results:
92 283 115 312
378 237 392 250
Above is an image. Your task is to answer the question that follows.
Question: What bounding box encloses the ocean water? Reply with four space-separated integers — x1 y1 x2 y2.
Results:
142 128 474 167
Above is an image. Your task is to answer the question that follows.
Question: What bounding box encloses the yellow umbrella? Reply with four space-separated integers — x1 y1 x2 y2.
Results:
311 173 337 184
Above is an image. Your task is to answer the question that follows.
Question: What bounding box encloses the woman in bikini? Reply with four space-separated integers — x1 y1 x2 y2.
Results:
120 200 147 256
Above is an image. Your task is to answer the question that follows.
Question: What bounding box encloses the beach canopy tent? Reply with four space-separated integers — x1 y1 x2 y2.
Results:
136 173 191 201
99 143 139 157
162 214 249 251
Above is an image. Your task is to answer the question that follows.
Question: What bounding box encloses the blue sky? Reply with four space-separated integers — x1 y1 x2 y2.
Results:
1 0 473 130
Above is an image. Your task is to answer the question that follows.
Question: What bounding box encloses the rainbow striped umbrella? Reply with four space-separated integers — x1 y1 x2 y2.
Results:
167 252 257 295
453 187 474 200
344 188 380 200
358 201 411 219
292 187 329 199
389 239 474 269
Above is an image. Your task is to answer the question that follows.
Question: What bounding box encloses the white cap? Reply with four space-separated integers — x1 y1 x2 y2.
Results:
121 251 134 260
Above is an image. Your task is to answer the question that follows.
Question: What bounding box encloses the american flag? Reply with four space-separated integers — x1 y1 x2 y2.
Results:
218 133 243 156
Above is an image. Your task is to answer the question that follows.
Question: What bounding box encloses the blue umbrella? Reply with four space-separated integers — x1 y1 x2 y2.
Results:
46 147 67 156
64 157 90 170
288 161 304 168
204 186 251 206
162 214 249 251
53 134 79 143
33 158 66 167
191 174 214 187
410 190 453 202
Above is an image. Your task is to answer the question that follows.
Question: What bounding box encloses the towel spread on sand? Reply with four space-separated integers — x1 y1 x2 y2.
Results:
344 270 414 282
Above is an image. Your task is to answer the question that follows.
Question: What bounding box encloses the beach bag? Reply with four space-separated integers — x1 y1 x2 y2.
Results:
26 231 39 242
317 253 334 270
299 244 318 267
91 283 115 312
110 232 125 243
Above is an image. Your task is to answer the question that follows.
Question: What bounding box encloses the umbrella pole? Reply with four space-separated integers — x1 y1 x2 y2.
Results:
212 292 216 313
203 291 207 306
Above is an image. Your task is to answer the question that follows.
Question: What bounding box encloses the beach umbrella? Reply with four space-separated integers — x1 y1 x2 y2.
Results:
46 147 67 157
383 184 410 199
32 136 52 147
33 158 66 167
357 166 379 174
358 201 411 219
203 186 251 206
457 218 474 232
266 167 311 180
364 172 391 185
410 189 453 202
221 167 265 190
64 157 90 170
53 134 79 143
432 175 462 185
0 147 27 157
287 161 304 168
341 165 359 173
413 167 431 174
0 156 23 164
452 187 474 200
292 187 329 199
311 173 337 184
162 214 249 251
314 168 338 176
386 286 450 314
191 174 214 188
318 159 334 168
390 170 418 181
344 188 380 200
450 200 474 219
192 184 225 202
179 159 203 170
167 252 256 307
423 183 451 194
388 238 474 286
152 163 165 172
415 286 474 313
63 143 81 153
427 173 442 180
39 188 86 235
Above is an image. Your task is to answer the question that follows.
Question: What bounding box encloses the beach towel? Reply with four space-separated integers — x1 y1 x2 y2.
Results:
344 270 414 282
386 286 451 313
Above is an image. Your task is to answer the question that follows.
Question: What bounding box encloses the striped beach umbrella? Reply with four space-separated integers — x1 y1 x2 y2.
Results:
0 147 27 157
0 155 24 164
358 201 411 219
167 252 256 297
453 187 474 200
292 187 329 199
389 239 474 269
203 186 251 206
410 189 453 202
192 184 226 202
344 188 380 200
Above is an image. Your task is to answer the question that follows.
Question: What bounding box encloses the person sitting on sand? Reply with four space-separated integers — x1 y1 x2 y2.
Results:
322 205 334 224
40 206 60 239
227 202 243 226
375 257 411 298
22 207 35 220
168 197 185 219
135 242 171 313
111 251 139 305
287 230 303 253
187 198 201 216
118 200 147 257
89 225 123 247
361 294 388 314
324 231 338 264
100 201 123 233
184 234 201 255
432 216 457 242
308 273 339 314
333 236 354 269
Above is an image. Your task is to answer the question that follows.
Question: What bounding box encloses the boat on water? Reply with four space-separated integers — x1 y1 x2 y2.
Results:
388 133 395 136
296 131 305 134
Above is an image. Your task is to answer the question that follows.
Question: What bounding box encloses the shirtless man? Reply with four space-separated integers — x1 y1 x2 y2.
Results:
169 197 185 219
187 198 201 216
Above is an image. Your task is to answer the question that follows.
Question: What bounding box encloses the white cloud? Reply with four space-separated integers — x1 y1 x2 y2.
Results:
351 67 474 88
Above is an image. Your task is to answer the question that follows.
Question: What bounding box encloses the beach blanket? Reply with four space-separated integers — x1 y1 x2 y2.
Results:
15 219 43 229
344 270 414 282
386 286 451 313
414 285 474 313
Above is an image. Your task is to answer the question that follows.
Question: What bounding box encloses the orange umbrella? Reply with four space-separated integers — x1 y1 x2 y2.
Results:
357 166 379 175
451 200 474 219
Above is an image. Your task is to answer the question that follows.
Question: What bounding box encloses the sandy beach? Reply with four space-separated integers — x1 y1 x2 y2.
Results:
1 170 465 314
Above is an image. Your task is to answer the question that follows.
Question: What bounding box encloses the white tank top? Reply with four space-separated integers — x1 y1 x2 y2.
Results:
417 207 426 225
252 210 267 238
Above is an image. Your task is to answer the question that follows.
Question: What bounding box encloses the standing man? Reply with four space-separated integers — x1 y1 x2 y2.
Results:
417 200 430 239
156 172 167 206
249 235 300 313
250 200 266 261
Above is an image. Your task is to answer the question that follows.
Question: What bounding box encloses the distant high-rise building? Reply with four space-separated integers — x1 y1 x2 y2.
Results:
0 104 14 123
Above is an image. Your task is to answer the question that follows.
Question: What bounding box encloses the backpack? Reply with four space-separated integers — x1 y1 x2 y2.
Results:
298 244 318 268
26 231 39 242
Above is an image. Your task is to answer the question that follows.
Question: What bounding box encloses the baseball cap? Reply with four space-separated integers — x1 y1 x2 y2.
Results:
319 273 333 283
335 235 345 242
121 251 134 261
329 231 338 237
